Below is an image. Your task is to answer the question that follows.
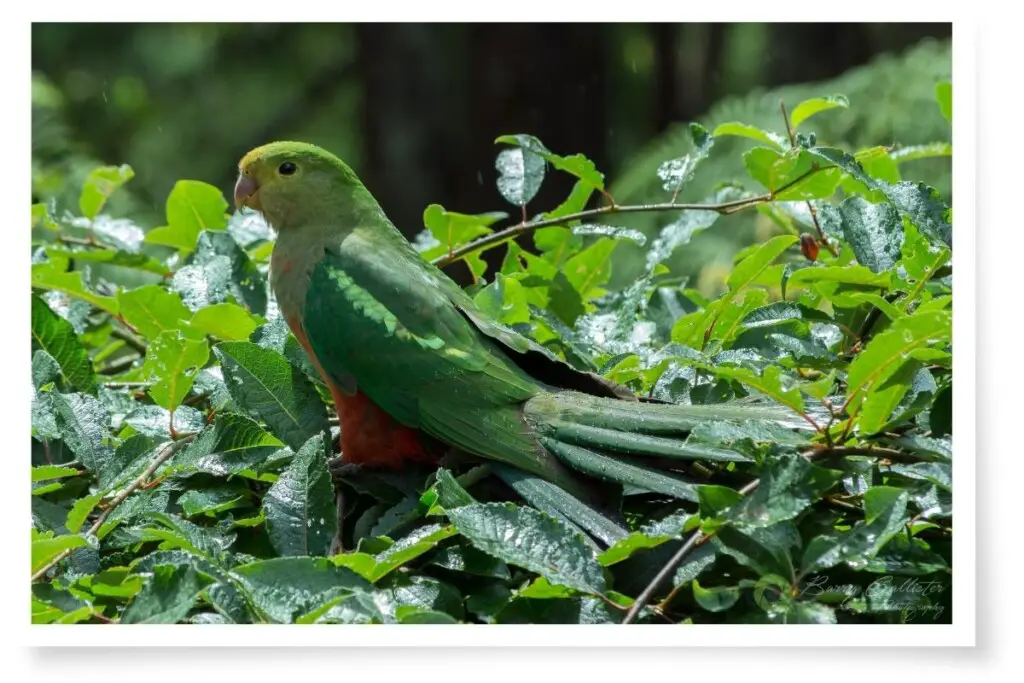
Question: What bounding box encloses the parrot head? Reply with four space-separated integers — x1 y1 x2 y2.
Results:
234 141 361 230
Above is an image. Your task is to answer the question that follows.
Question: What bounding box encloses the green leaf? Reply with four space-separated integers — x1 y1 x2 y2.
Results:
143 330 210 413
787 264 891 288
31 465 80 482
713 522 800 578
430 538 510 579
32 531 91 575
743 148 841 200
473 273 530 326
692 579 741 612
495 146 546 207
727 234 798 291
189 302 262 341
801 487 910 575
44 246 170 276
50 392 113 471
495 134 605 191
822 196 904 273
712 122 786 149
598 532 673 566
564 237 617 301
178 486 248 517
214 341 329 451
117 285 194 340
31 294 97 393
656 123 714 196
430 468 478 510
171 413 286 477
32 262 118 315
367 524 458 581
194 231 268 315
121 563 210 624
727 455 842 528
65 492 104 533
264 432 337 557
935 82 952 123
741 302 833 331
847 310 951 402
890 143 951 164
231 557 372 623
696 485 743 522
421 204 503 272
446 502 607 594
713 365 807 417
171 257 231 311
884 181 951 247
79 164 134 219
857 361 921 435
123 405 205 440
145 180 229 252
395 607 459 624
789 95 849 129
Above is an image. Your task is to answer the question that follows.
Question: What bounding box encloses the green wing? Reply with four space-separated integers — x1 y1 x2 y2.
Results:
301 226 580 487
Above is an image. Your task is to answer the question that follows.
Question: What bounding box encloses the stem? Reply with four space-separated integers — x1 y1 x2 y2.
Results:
620 444 890 623
432 166 829 270
31 435 196 583
779 101 839 257
112 327 148 354
624 475 760 624
57 235 105 249
97 354 140 376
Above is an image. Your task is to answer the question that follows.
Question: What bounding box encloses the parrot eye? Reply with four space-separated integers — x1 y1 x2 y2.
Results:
278 162 297 176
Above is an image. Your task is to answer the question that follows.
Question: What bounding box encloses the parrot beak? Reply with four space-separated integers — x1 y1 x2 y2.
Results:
234 174 260 211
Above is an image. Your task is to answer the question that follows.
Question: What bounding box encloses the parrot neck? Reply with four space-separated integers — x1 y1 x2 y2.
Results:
269 222 340 321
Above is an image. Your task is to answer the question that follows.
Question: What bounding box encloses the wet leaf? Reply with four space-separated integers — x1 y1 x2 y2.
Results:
264 432 337 557
446 502 607 594
789 95 849 129
214 341 329 450
31 294 96 393
79 164 134 219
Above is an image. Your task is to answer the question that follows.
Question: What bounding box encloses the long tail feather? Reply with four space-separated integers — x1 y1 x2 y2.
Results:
523 390 808 501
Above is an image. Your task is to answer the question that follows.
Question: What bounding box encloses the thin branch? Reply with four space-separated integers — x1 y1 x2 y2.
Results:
623 476 760 624
97 354 140 376
31 435 196 583
57 235 104 249
432 166 829 269
111 327 148 354
620 443 901 624
779 101 839 258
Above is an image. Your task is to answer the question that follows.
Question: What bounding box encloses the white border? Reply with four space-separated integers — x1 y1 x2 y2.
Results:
7 4 989 666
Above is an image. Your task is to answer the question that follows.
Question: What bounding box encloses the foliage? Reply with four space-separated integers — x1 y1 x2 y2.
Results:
30 84 952 625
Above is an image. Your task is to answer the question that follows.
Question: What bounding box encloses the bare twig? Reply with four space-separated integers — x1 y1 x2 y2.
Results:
432 166 830 269
31 435 196 583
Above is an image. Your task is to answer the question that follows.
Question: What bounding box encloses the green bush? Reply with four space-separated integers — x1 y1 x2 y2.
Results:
30 85 952 625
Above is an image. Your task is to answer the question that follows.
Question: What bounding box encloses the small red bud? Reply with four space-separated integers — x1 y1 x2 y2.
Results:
800 233 820 262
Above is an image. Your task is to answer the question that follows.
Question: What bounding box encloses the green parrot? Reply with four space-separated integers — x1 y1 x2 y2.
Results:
234 141 801 505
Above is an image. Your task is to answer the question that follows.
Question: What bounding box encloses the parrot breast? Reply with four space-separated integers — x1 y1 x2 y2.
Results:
284 312 437 469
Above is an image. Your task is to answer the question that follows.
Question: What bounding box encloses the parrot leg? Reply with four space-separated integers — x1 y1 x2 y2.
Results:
326 457 364 554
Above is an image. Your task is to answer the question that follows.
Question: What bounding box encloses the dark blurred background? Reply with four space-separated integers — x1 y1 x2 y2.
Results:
32 23 953 286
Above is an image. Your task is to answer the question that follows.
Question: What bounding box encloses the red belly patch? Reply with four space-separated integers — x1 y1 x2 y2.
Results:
285 313 436 469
